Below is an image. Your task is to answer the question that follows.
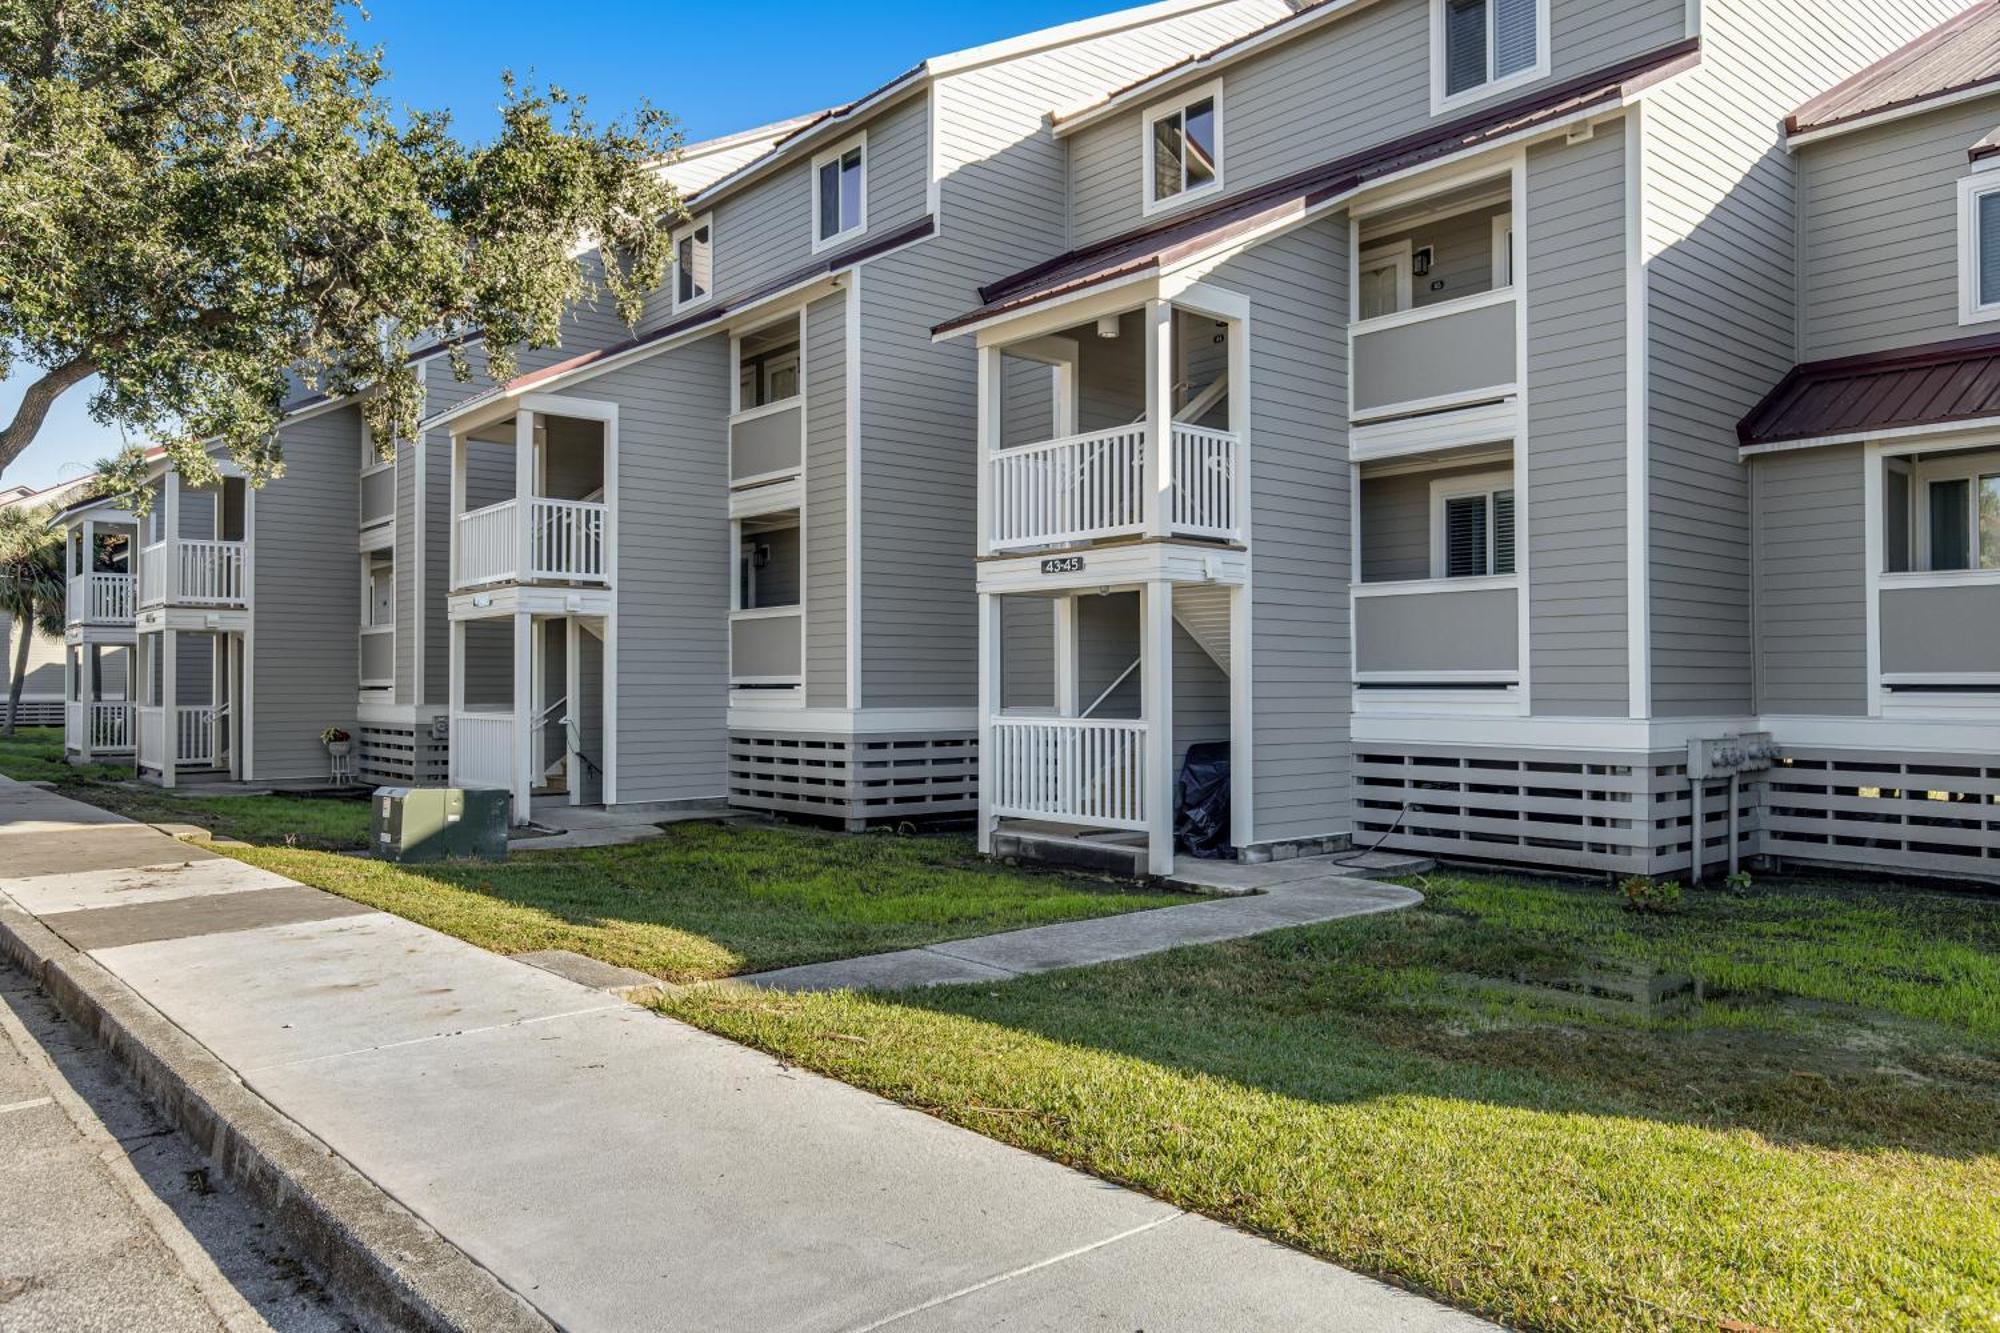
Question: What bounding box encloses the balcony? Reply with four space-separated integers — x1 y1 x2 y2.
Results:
730 608 803 692
1350 290 1517 424
1878 572 2000 690
67 701 133 754
730 401 803 485
137 539 247 609
986 423 1240 551
360 463 396 533
136 704 223 770
989 716 1147 831
1354 577 1520 681
68 572 134 626
360 625 394 689
454 497 609 590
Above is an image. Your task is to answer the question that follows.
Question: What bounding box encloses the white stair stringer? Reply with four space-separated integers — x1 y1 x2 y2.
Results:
1171 584 1231 675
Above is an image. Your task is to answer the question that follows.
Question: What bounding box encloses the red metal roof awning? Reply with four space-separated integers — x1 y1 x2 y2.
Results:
1739 330 2000 446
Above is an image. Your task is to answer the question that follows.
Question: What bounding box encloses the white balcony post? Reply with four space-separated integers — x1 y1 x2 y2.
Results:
449 431 466 586
159 628 177 789
162 472 180 596
514 412 535 582
1140 580 1175 876
1143 299 1174 539
976 345 1001 558
1053 596 1079 717
511 610 532 824
976 592 1000 855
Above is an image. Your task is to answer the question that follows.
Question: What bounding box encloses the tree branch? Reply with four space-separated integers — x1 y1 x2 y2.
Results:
0 356 97 477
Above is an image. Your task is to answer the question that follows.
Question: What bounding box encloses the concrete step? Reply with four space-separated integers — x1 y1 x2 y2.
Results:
992 830 1148 879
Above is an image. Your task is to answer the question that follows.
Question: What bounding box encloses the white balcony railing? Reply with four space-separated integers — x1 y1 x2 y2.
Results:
138 705 220 768
449 711 515 791
80 701 133 752
455 497 609 589
68 572 134 625
137 539 247 608
137 706 165 770
989 717 1147 831
988 424 1242 551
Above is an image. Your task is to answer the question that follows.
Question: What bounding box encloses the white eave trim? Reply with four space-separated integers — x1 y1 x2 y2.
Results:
1786 81 2000 150
1053 0 1385 136
1740 413 2000 458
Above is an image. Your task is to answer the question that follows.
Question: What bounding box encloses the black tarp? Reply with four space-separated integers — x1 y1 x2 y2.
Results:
1174 741 1231 859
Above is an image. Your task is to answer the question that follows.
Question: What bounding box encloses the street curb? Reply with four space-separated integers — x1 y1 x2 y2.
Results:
0 897 555 1333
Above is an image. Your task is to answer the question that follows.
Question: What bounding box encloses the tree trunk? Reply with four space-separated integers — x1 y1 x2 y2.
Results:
4 613 30 738
0 357 97 478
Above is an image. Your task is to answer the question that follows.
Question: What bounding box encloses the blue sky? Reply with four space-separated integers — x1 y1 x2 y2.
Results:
4 0 1125 493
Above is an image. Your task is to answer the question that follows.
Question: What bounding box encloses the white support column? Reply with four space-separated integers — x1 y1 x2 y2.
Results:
161 473 180 600
511 610 533 824
1142 299 1175 539
1228 582 1253 853
565 617 581 807
448 616 466 790
159 627 177 789
1053 596 1079 717
228 635 244 781
1140 579 1175 876
80 519 95 580
449 431 467 588
975 345 1002 558
514 412 536 583
976 592 1000 855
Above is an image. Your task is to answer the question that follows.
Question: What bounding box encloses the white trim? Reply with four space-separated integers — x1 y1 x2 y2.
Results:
1352 571 1520 599
1140 79 1224 218
1624 104 1652 720
1742 414 2000 457
730 475 804 519
1958 173 2000 327
811 132 869 254
844 270 863 710
671 212 714 314
1509 147 1531 717
728 704 979 735
1787 82 2000 150
1350 399 1518 461
1427 470 1515 578
1429 0 1552 118
1490 210 1514 286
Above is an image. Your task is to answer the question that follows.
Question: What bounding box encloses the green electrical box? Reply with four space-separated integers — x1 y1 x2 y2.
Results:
372 787 509 862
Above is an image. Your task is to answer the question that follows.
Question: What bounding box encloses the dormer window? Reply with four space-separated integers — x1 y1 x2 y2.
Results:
674 216 712 312
1143 82 1221 215
1958 173 2000 325
812 135 866 251
1434 0 1547 111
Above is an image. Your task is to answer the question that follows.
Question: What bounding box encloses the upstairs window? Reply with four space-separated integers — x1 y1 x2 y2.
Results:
1435 0 1546 108
735 317 802 413
812 136 866 251
1957 175 2000 325
1923 472 2000 571
674 216 712 311
1432 475 1516 579
1143 82 1221 214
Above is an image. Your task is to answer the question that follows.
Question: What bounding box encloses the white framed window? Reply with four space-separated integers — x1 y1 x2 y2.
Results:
732 314 803 414
1490 211 1515 288
1957 175 2000 326
1432 0 1549 113
1142 80 1222 215
1430 472 1516 578
362 551 395 629
673 214 713 312
811 134 867 252
1910 452 2000 571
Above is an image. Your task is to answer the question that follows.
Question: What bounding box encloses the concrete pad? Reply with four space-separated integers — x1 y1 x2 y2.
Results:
0 857 298 916
744 946 1018 993
243 1005 1182 1333
39 885 376 953
511 949 659 995
0 824 219 879
888 1211 1490 1332
90 911 629 1073
0 785 135 830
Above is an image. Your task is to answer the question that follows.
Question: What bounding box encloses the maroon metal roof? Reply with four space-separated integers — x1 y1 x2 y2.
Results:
935 39 1700 336
1788 1 2000 137
1739 330 2000 446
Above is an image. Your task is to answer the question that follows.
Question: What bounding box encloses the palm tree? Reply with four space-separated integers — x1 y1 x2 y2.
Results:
0 504 66 738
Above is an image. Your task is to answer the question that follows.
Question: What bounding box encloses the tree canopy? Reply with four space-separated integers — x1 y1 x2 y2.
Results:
0 0 683 495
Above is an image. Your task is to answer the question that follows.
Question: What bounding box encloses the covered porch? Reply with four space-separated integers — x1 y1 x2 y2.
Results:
448 603 610 824
451 397 614 592
132 627 245 787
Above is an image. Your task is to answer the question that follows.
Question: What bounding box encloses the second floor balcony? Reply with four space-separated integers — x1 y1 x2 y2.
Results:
137 538 248 609
981 299 1245 555
67 571 135 627
451 401 613 594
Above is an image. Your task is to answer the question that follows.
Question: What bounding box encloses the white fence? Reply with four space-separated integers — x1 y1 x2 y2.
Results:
988 424 1240 550
68 572 135 624
68 701 133 753
456 498 609 587
138 540 246 607
989 717 1147 830
449 711 516 792
137 706 166 771
176 706 218 767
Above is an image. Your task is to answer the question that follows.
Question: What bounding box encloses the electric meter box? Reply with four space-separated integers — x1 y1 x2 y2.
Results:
371 787 508 862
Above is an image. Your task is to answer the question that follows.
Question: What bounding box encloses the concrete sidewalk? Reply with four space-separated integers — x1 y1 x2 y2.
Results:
0 780 1488 1333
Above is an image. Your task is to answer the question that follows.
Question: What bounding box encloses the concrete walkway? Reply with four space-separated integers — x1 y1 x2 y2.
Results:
746 859 1423 992
0 780 1487 1333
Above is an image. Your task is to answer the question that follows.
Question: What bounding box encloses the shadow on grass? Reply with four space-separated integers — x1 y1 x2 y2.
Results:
879 872 2000 1160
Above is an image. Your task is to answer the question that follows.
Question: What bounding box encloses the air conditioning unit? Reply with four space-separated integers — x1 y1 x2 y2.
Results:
372 787 508 862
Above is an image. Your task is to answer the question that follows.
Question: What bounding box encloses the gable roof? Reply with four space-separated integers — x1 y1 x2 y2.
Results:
936 38 1699 337
1739 329 2000 448
1788 1 2000 141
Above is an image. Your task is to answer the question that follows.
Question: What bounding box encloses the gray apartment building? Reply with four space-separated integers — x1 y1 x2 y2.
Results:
57 0 2000 886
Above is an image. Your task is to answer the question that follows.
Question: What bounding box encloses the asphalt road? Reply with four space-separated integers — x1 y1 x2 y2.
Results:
0 965 355 1333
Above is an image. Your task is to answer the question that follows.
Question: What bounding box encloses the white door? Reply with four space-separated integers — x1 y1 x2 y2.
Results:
1358 246 1412 321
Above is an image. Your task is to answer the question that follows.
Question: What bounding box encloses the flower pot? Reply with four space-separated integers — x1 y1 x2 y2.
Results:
326 741 351 757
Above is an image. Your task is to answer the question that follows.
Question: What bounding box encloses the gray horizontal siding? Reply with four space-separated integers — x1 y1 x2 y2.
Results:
1359 461 1505 582
1068 0 1684 250
805 291 848 708
605 338 733 805
1526 128 1627 716
1751 444 1867 716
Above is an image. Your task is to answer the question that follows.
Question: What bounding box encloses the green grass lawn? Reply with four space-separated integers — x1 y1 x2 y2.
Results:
0 727 372 849
232 823 1179 981
662 870 2000 1331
